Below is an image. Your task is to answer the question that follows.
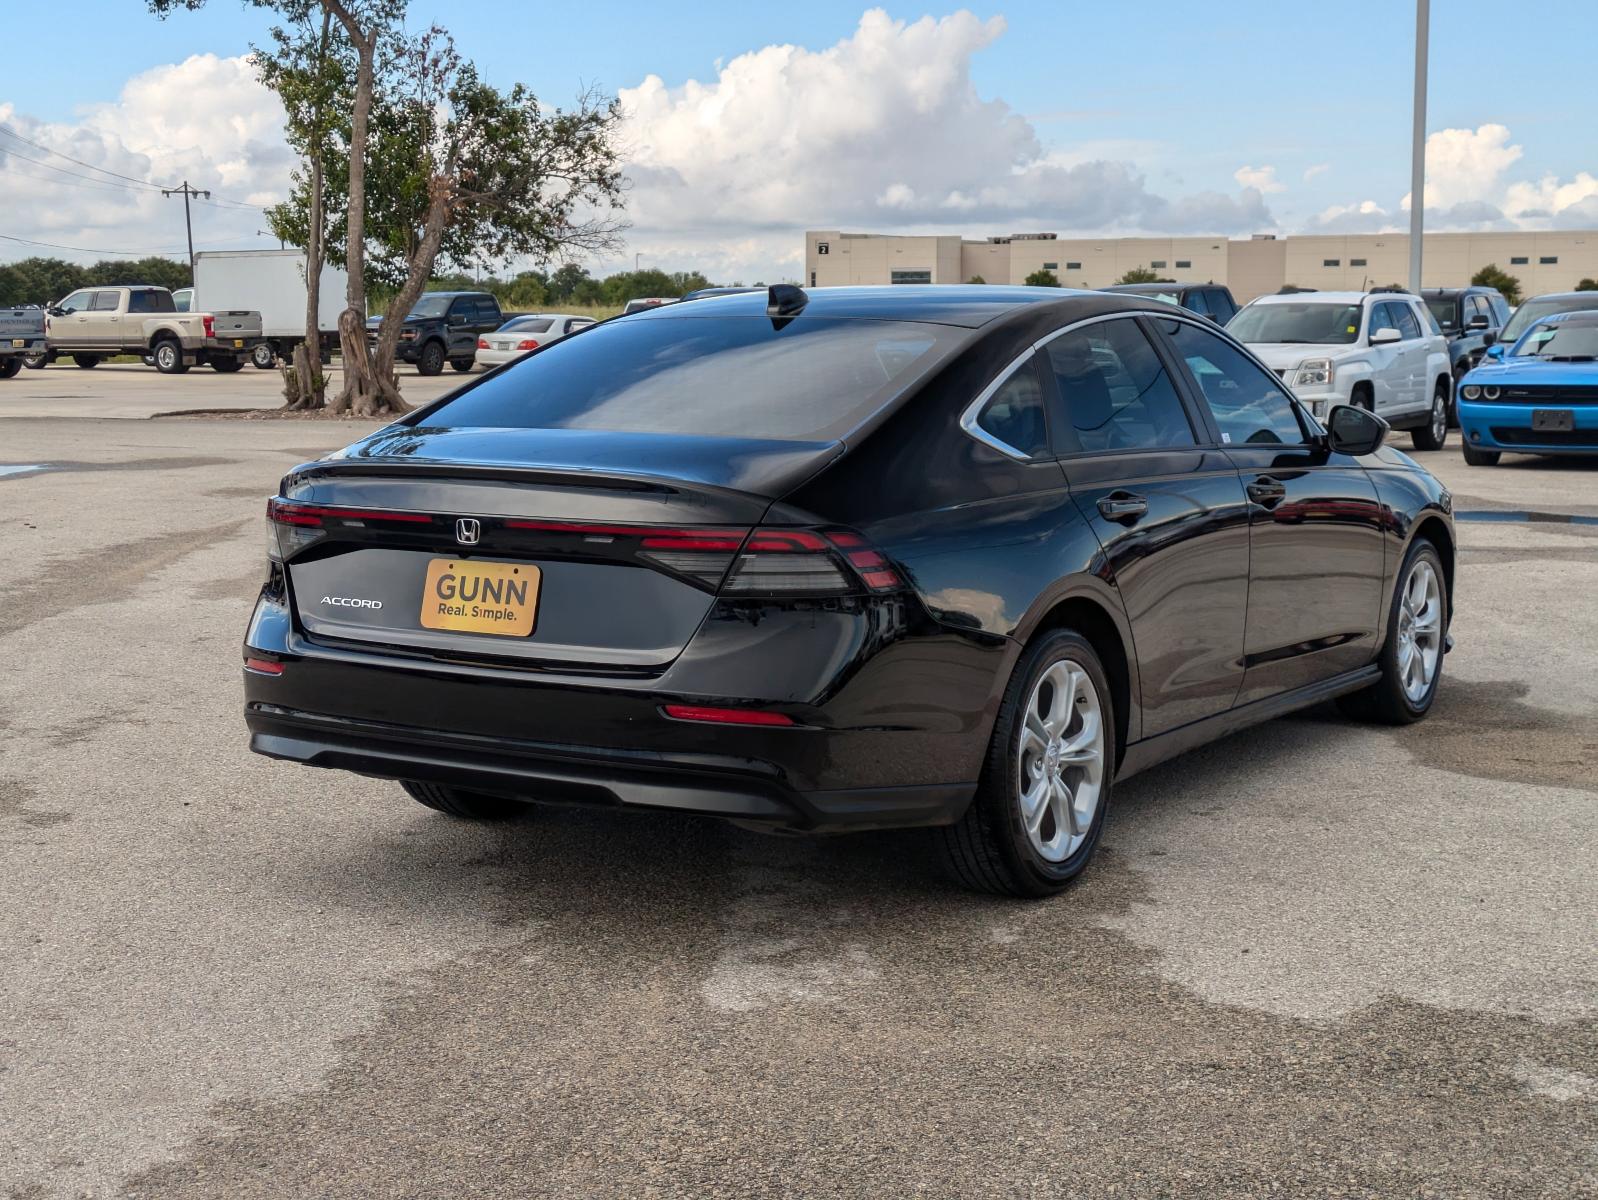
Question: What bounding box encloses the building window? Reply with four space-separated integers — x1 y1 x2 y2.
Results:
1042 262 1058 270
890 270 932 285
816 242 829 255
810 271 816 287
1175 260 1191 269
1066 261 1082 271
1151 260 1167 269
1323 259 1340 267
1350 258 1367 267
1510 256 1528 265
1540 256 1559 264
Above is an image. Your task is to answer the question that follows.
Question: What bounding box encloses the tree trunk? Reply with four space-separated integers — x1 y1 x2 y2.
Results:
287 7 333 412
364 177 454 401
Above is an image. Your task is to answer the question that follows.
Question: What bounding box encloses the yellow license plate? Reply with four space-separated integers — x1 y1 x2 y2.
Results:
419 558 539 637
10 339 23 348
233 339 244 348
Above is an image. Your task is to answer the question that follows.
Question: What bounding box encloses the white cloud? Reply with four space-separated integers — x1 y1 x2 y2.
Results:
0 55 289 261
1303 163 1330 181
1505 171 1598 225
1418 124 1522 209
1233 164 1285 193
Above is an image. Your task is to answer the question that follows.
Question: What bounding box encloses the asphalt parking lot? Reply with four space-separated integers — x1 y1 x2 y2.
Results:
1 372 1595 1197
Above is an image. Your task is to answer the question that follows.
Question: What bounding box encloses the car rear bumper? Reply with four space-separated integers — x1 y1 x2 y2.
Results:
247 702 973 832
1458 400 1598 454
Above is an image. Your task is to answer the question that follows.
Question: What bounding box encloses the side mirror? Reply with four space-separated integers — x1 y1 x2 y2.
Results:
47 306 65 318
1485 343 1506 360
1326 403 1388 457
1466 314 1490 331
1481 330 1497 348
1369 327 1401 346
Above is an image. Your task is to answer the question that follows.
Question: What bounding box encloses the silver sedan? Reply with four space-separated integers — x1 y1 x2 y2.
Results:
475 313 597 368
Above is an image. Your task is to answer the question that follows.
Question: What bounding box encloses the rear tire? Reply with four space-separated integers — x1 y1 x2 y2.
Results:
1462 442 1501 466
211 356 244 373
153 339 188 374
416 340 446 376
72 354 100 369
449 358 473 372
1337 539 1446 726
401 780 527 820
252 343 277 370
0 357 21 379
936 629 1116 897
1410 380 1449 451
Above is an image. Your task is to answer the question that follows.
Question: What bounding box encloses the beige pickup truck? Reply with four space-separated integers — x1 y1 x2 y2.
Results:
32 285 264 374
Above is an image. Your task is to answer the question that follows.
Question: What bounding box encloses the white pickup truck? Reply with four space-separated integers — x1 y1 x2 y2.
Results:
32 285 265 374
1 306 47 380
1227 290 1453 451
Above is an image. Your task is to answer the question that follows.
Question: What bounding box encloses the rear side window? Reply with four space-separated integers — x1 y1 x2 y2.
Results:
128 290 175 314
420 316 960 442
91 291 120 311
1045 317 1194 453
1165 321 1305 447
1393 303 1423 340
473 297 500 322
504 318 553 334
973 356 1048 458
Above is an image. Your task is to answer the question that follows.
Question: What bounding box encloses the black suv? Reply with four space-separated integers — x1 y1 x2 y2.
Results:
1422 287 1510 417
1101 282 1239 324
374 291 507 376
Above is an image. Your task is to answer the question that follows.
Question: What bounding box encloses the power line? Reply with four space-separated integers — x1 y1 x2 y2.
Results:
0 143 166 194
0 231 188 257
0 161 150 197
0 123 168 191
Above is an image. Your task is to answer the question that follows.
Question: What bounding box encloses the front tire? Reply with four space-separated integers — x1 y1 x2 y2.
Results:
211 356 244 373
0 357 21 379
1410 380 1449 451
401 780 526 820
72 354 100 369
1338 539 1446 725
416 340 446 376
153 339 188 374
1462 442 1501 466
937 629 1115 897
252 343 277 370
449 358 473 373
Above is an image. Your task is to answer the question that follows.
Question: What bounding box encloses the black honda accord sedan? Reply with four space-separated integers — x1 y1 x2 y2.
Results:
245 285 1453 896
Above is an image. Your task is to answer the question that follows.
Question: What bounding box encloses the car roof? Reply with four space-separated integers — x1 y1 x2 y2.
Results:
1525 291 1598 303
1423 286 1497 297
627 284 1174 329
1101 282 1203 293
1251 290 1396 306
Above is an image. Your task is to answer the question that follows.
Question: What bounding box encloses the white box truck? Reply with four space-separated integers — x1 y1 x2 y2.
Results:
178 249 350 370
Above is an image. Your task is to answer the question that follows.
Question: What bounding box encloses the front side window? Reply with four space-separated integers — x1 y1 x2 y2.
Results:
1165 321 1305 447
1208 290 1237 322
1045 318 1194 453
1185 289 1212 317
421 315 959 442
1227 301 1363 345
56 291 91 314
974 356 1048 458
1370 302 1402 337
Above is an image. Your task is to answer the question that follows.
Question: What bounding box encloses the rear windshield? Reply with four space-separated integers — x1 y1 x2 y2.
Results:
418 315 960 441
1424 296 1459 329
1500 294 1598 345
501 317 553 333
1227 302 1363 344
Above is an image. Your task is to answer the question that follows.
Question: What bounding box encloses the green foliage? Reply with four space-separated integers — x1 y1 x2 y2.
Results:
0 256 190 306
1471 263 1522 306
1575 278 1598 292
369 264 724 315
966 275 986 285
1023 269 1060 288
1116 267 1169 285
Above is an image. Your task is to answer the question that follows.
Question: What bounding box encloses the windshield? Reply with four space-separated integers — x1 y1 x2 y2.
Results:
1500 294 1598 344
1227 302 1363 344
418 316 962 441
500 317 552 333
1424 296 1459 330
1511 321 1598 361
407 295 453 319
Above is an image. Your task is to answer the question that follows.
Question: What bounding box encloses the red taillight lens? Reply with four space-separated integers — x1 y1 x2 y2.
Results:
203 315 215 338
476 338 489 349
244 656 284 676
268 498 433 527
661 704 795 727
516 339 540 351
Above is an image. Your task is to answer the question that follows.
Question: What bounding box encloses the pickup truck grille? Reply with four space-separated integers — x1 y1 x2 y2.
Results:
1493 384 1598 406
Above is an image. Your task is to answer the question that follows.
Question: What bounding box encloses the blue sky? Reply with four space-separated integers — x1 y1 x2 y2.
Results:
2 1 1595 278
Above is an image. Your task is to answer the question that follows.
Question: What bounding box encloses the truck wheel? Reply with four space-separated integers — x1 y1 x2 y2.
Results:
72 354 101 369
22 352 50 369
153 340 189 375
141 353 156 367
211 357 244 373
252 343 276 370
1409 381 1449 452
0 357 21 380
449 358 474 373
1462 443 1501 467
417 340 446 376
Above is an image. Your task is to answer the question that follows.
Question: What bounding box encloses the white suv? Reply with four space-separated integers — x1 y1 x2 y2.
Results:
1226 290 1452 450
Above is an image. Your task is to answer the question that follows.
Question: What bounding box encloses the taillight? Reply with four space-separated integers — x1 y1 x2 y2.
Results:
476 337 489 349
516 339 540 351
267 497 434 558
203 315 215 338
720 528 902 597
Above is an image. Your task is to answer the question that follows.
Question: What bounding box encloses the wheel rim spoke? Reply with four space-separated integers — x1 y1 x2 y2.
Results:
1015 655 1106 863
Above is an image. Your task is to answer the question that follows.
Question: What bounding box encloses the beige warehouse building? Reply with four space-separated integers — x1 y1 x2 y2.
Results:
804 229 1598 302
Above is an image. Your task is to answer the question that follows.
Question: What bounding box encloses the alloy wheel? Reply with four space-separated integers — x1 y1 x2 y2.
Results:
1431 392 1446 444
1016 658 1105 863
1396 559 1443 704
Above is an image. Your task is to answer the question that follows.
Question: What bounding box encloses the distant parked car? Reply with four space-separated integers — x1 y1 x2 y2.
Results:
370 291 506 375
1456 309 1598 466
32 285 263 374
1422 287 1511 423
622 297 677 314
1488 291 1598 360
1101 282 1239 324
475 314 596 368
1227 290 1452 450
0 305 47 379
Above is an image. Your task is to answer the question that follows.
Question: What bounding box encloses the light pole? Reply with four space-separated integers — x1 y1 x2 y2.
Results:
1408 0 1429 294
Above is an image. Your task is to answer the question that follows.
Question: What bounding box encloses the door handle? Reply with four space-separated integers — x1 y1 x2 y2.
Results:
1097 492 1148 523
1246 477 1288 508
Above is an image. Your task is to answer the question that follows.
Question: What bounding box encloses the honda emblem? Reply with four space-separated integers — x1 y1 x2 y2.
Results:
455 517 481 546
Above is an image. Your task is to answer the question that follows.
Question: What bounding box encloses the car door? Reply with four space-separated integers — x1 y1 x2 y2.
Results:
87 290 123 349
1365 301 1408 415
1041 313 1251 736
52 289 95 349
443 297 475 357
1183 288 1214 322
1157 316 1386 702
1391 300 1429 411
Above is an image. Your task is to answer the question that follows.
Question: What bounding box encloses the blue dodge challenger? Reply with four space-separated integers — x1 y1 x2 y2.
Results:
1457 309 1598 465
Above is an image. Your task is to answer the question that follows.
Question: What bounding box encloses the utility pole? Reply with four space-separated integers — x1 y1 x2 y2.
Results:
1408 0 1429 294
162 180 211 275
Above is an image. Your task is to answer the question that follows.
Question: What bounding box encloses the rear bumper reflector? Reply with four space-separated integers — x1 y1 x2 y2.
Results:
244 657 285 676
661 704 795 727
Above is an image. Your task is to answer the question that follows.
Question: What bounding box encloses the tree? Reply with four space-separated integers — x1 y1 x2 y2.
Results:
1117 267 1170 285
1576 278 1598 292
84 257 193 291
545 263 592 303
1471 263 1522 307
966 275 986 285
1024 269 1060 288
